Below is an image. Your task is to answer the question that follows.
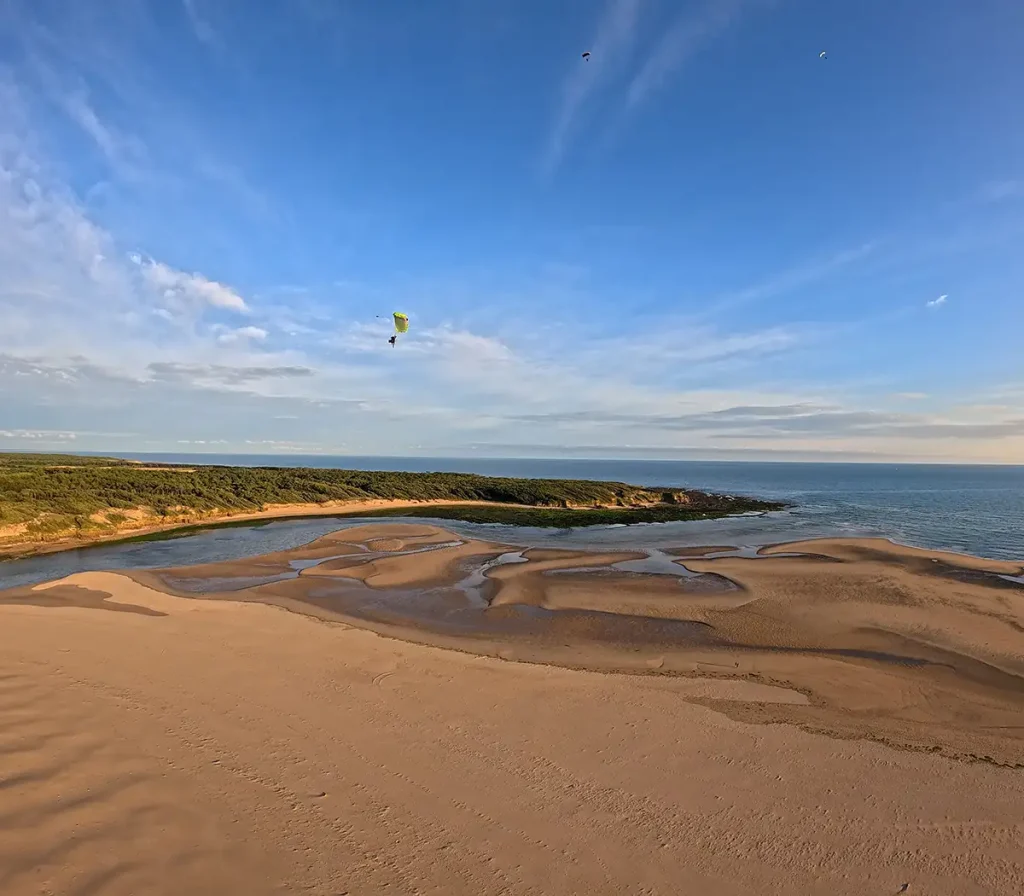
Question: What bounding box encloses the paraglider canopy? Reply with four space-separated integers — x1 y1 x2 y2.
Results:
392 312 409 333
581 51 590 61
819 50 827 58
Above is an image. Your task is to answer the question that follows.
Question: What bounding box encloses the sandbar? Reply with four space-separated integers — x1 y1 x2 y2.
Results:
2 524 1023 894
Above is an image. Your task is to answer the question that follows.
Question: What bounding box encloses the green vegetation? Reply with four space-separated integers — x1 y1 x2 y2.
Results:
0 452 783 549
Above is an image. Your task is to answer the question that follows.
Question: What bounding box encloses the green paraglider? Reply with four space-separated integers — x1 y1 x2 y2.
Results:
389 312 409 346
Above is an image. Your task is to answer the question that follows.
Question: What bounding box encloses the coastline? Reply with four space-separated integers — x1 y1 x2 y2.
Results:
0 497 773 561
0 456 783 560
0 498 511 560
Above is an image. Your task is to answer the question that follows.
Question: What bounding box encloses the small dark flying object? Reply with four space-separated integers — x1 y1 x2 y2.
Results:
582 51 591 61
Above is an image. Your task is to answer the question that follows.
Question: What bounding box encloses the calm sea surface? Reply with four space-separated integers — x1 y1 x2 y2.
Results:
2 455 1021 590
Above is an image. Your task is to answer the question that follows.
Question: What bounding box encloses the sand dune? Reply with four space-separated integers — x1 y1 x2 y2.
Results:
2 526 1023 894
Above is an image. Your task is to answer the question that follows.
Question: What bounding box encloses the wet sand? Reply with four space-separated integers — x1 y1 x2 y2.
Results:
1 524 1023 894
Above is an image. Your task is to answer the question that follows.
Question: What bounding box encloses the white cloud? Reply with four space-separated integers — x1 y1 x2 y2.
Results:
138 257 249 312
217 326 268 344
0 128 286 394
926 294 948 308
543 0 644 172
0 429 76 441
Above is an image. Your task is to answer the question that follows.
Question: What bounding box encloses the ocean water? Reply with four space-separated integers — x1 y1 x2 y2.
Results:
1 455 1021 590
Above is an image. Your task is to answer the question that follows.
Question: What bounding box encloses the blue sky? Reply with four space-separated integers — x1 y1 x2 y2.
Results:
1 0 1022 462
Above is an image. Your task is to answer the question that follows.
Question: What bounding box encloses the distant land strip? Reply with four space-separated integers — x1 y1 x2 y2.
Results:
0 452 783 558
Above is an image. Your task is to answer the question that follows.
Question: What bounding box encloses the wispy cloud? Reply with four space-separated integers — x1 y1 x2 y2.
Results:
7 3 269 222
0 429 78 442
542 0 645 173
182 0 218 46
194 157 272 219
18 44 151 181
705 241 877 316
926 294 948 308
580 324 804 375
978 179 1023 203
626 0 757 108
217 325 268 344
61 88 148 176
147 362 313 385
495 403 1024 448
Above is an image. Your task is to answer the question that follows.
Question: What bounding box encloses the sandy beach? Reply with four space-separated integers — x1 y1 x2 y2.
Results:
2 523 1023 894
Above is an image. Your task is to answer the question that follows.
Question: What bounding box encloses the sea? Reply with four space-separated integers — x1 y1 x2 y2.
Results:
1 454 1021 590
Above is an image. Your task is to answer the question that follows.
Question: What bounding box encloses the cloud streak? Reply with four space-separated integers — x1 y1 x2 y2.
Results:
979 179 1023 203
61 88 141 170
504 405 1024 442
542 0 644 173
708 242 877 314
926 294 948 308
182 0 218 46
626 0 757 108
147 362 313 385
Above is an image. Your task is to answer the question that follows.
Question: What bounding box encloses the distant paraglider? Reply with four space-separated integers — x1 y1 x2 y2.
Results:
581 51 591 61
819 50 827 59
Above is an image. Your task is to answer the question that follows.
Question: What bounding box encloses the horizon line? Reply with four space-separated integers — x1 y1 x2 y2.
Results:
1 448 1021 468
